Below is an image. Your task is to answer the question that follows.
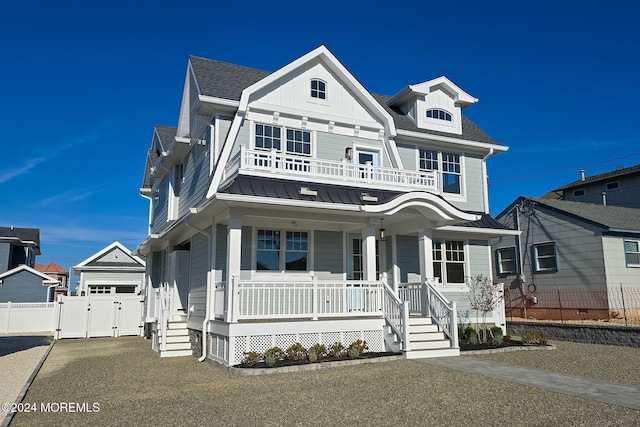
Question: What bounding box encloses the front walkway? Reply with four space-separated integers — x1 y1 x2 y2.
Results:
420 356 640 410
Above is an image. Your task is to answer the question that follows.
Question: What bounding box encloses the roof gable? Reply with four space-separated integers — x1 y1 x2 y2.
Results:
74 242 145 271
0 265 58 284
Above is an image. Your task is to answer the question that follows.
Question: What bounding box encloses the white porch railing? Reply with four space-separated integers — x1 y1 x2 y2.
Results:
425 279 459 348
213 281 226 320
222 146 438 192
228 280 385 321
397 282 422 315
382 284 410 351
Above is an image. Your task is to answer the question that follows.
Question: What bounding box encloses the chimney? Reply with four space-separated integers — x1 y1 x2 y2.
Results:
580 170 585 181
602 192 607 206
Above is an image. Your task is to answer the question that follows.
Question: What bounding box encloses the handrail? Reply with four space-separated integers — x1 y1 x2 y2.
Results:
159 285 170 352
221 146 438 192
425 279 459 348
382 284 409 351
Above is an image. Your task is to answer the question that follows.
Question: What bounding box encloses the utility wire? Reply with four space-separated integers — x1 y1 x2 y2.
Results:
489 151 640 186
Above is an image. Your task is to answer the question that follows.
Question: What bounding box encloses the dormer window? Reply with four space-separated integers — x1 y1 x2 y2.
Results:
426 108 452 121
310 79 326 99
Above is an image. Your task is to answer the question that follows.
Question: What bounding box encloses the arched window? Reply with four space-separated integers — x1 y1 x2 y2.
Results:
426 108 452 121
310 79 326 99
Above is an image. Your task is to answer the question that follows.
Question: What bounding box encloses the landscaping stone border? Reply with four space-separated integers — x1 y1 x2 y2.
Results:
209 354 405 376
507 322 640 348
462 344 556 355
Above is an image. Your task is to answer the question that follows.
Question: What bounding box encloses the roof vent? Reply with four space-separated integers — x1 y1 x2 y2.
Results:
580 170 585 181
299 187 317 196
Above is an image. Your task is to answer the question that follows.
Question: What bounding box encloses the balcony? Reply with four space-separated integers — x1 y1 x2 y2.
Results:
222 146 438 192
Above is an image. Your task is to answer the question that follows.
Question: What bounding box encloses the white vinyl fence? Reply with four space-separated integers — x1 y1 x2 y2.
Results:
0 295 143 338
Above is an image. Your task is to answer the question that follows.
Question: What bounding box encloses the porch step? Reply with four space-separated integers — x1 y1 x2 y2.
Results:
404 316 459 359
152 319 192 358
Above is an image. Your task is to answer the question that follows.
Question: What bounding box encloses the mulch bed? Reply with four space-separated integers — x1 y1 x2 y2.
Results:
235 351 402 369
459 339 539 352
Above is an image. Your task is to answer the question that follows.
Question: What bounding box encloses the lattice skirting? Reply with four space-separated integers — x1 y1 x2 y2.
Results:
210 329 384 366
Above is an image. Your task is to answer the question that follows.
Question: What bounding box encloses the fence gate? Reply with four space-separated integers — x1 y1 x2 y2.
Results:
56 294 143 339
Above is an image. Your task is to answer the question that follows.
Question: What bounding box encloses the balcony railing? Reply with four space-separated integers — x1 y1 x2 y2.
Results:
222 146 438 192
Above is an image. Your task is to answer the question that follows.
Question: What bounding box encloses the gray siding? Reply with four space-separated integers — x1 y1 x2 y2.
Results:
0 270 49 303
187 229 210 327
0 242 10 273
396 143 416 172
230 121 250 159
151 177 169 234
459 153 485 212
178 148 211 218
314 230 343 279
493 206 607 291
316 132 390 167
563 174 640 209
396 235 420 283
216 116 233 160
468 240 491 278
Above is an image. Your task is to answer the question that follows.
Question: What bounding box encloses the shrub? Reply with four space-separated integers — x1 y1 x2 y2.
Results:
328 342 345 358
348 339 368 357
308 343 327 360
286 342 307 361
265 353 277 367
348 346 361 358
308 350 318 362
264 346 285 361
242 351 262 367
521 331 547 345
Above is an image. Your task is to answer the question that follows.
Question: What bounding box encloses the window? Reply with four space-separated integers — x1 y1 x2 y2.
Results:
606 181 619 191
90 286 112 294
496 247 518 274
624 240 640 267
433 240 465 284
442 152 461 194
533 242 558 272
310 79 326 99
286 129 311 155
255 124 281 150
426 108 452 121
256 229 308 271
419 149 438 171
573 189 585 197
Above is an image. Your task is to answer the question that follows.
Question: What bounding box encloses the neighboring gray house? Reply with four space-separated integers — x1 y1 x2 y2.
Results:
492 196 640 320
0 265 58 303
74 242 146 296
549 164 640 209
0 226 41 273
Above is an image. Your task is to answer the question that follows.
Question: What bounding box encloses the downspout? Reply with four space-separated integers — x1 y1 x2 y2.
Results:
140 194 154 235
482 148 494 214
185 217 212 362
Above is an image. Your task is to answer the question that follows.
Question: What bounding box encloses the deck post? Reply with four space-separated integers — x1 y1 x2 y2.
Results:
226 215 242 323
418 229 433 317
312 277 318 320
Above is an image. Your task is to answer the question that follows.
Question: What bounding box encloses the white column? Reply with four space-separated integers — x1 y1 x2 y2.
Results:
225 215 242 322
362 224 376 281
418 229 434 284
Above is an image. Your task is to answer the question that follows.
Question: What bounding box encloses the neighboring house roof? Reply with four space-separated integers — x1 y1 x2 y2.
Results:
0 226 41 255
74 241 146 274
516 197 640 233
188 55 496 144
35 262 68 274
0 265 59 285
553 163 640 192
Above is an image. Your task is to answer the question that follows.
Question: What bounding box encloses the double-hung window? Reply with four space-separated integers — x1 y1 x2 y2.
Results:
256 229 308 271
419 149 462 194
533 242 558 272
255 124 281 150
433 240 465 284
624 240 640 267
496 247 518 275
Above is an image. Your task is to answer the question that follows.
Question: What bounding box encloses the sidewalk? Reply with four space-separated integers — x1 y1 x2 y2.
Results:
420 356 640 410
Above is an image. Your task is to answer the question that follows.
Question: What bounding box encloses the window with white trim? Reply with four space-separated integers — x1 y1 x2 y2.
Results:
286 129 311 155
496 247 518 275
255 124 281 150
533 242 558 272
256 229 308 271
90 285 112 294
433 240 465 284
606 181 619 191
624 240 640 267
310 79 326 99
418 149 462 195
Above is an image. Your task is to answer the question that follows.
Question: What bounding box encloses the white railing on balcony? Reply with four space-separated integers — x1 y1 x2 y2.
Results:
222 146 438 192
228 280 385 321
425 279 459 348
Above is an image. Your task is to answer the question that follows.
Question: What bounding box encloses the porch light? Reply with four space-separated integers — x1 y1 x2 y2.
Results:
378 218 386 241
345 146 353 161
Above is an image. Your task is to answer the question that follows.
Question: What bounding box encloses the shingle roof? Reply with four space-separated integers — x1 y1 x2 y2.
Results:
0 227 41 254
156 125 177 149
189 56 497 144
553 163 640 191
528 197 640 232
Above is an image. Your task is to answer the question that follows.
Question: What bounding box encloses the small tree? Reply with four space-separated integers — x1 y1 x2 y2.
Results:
465 274 504 343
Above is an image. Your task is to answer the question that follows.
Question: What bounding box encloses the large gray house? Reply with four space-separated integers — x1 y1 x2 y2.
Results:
492 196 640 320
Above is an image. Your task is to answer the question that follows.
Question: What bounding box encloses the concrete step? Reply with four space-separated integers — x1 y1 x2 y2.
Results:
158 349 193 358
405 347 460 359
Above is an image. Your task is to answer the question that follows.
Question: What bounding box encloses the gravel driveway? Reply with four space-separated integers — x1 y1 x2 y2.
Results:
10 337 640 426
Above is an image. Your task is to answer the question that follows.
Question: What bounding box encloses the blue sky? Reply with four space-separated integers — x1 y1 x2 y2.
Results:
1 1 639 286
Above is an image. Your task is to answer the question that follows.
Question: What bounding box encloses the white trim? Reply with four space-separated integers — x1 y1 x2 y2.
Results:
74 241 146 271
198 95 240 108
435 225 520 237
0 265 59 284
397 129 508 154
